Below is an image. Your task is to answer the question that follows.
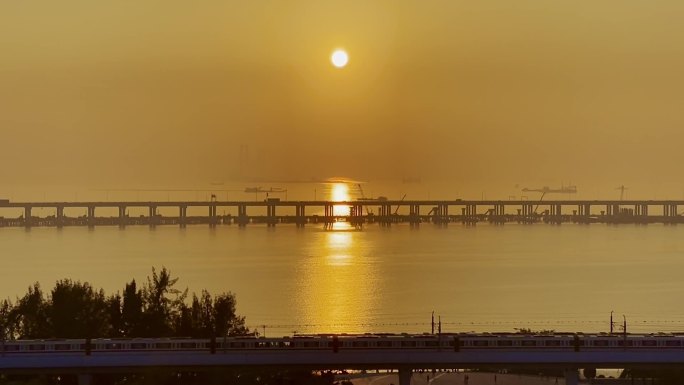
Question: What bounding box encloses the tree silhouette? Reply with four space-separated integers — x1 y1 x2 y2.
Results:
1 267 248 339
142 267 187 337
49 280 109 338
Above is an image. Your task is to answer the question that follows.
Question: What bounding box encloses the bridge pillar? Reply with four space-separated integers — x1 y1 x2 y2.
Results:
349 204 363 229
547 204 562 224
77 373 93 385
24 206 32 227
398 367 412 385
87 206 96 227
520 203 534 223
295 204 306 227
179 206 187 228
409 204 420 227
209 204 217 227
324 203 334 230
432 203 449 225
266 203 276 227
378 203 392 227
56 206 64 228
564 369 579 385
238 204 248 227
118 206 127 227
149 206 157 227
490 203 505 224
461 204 474 225
663 204 678 224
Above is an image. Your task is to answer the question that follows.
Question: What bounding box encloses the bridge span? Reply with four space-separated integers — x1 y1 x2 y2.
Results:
1 334 683 385
2 199 684 228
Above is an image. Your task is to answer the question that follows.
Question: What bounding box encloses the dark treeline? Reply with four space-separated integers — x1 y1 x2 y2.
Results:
0 267 248 339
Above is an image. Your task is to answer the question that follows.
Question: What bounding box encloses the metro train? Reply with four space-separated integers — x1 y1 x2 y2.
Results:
0 333 683 355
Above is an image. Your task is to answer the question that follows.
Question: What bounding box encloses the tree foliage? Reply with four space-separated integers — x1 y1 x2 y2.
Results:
0 267 248 340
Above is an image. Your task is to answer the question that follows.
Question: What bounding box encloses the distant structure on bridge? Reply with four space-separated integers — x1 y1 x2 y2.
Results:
1 198 683 228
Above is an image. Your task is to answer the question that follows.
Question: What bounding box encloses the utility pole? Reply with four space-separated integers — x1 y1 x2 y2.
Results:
431 311 435 334
610 310 614 334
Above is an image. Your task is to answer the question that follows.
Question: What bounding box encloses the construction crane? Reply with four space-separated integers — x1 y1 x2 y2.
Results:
394 194 407 215
521 185 577 213
616 185 628 201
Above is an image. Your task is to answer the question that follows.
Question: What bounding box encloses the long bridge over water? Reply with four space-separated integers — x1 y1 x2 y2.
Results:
2 199 684 228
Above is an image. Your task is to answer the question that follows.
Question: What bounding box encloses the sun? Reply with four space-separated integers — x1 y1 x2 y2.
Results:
331 49 348 68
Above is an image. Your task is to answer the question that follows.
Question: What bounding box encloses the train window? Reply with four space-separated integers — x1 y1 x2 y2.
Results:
448 340 465 347
545 340 561 347
257 342 272 348
472 340 489 347
497 340 513 347
55 344 72 351
104 343 121 350
131 343 147 350
642 340 657 347
29 344 46 351
230 342 246 348
521 340 536 347
424 341 439 347
401 341 417 347
178 342 197 349
593 340 609 347
278 341 291 348
377 341 393 347
352 341 369 348
155 343 173 349
617 340 634 347
665 340 681 347
3 345 20 352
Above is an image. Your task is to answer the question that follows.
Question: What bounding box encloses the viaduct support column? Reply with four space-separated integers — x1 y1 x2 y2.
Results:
266 203 276 227
663 204 678 223
324 203 334 230
462 204 474 225
295 204 305 227
409 204 420 227
24 206 32 228
380 203 392 227
490 203 505 224
179 206 187 228
209 204 217 227
238 205 248 227
398 367 412 385
87 206 96 227
56 206 64 228
118 206 127 228
149 206 157 227
441 204 450 225
349 204 363 229
521 203 534 223
548 204 561 224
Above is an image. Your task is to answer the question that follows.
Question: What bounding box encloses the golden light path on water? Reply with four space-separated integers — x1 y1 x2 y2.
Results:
294 183 377 333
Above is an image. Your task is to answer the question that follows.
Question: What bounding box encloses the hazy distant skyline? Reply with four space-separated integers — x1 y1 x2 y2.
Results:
2 1 684 198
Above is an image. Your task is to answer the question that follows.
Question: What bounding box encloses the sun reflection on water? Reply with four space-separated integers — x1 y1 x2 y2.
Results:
295 218 377 334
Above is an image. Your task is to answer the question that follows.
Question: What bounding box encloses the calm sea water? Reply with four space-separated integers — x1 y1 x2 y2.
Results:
2 222 684 337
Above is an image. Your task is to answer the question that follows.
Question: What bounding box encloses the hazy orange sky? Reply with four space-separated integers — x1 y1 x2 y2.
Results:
2 1 684 197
